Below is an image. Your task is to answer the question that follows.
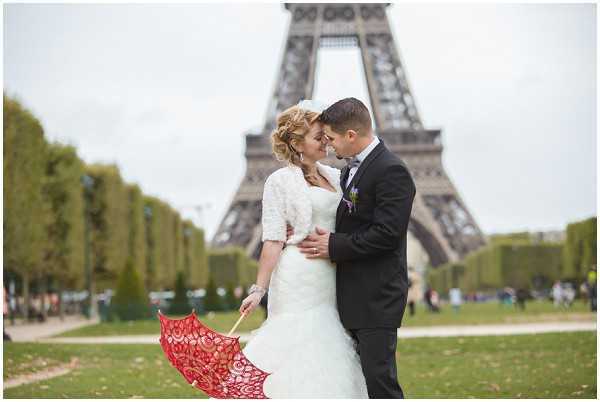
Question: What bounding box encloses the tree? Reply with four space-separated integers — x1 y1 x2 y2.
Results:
169 271 190 315
224 283 238 311
112 257 148 321
42 142 86 319
3 95 51 320
204 277 222 312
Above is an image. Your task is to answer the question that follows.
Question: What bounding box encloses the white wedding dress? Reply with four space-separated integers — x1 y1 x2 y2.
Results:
242 185 369 399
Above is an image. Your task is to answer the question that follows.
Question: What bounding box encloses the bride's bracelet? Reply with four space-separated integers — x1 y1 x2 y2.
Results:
249 284 267 297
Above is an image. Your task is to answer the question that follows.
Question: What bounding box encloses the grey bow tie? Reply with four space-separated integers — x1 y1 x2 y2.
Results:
346 157 360 169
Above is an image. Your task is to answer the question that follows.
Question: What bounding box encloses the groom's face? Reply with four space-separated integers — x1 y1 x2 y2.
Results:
322 124 355 159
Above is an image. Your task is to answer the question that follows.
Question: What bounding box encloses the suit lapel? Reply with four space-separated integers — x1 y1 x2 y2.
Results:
336 139 387 228
336 166 350 225
340 165 350 192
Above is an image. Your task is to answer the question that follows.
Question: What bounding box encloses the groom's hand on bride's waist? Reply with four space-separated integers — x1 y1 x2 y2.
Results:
298 226 330 260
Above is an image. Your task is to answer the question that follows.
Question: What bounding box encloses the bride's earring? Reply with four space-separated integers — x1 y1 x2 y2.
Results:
300 152 304 162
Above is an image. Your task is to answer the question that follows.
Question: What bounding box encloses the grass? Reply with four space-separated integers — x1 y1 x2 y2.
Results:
3 331 596 398
54 300 595 338
397 331 596 398
3 346 74 381
401 299 595 327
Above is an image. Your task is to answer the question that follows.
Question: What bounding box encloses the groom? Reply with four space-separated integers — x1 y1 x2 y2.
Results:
296 98 416 398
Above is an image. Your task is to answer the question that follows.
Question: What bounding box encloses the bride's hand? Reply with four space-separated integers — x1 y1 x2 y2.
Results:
239 292 263 315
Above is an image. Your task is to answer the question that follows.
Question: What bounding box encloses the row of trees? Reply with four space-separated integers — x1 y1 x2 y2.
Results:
428 216 596 296
208 247 259 289
563 216 596 280
3 95 209 318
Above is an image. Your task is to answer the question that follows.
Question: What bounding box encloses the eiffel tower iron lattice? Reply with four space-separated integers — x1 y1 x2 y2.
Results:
211 3 486 267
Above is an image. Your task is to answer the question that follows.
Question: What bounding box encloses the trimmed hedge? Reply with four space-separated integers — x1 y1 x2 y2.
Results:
563 216 596 281
208 247 258 289
4 95 51 316
3 95 209 306
127 184 148 287
430 242 563 295
43 142 86 290
182 220 209 289
85 164 131 292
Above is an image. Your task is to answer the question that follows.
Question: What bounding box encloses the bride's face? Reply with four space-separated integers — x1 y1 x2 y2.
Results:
294 121 327 163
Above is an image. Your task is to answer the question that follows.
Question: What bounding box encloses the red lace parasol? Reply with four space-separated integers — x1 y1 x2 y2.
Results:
158 309 271 399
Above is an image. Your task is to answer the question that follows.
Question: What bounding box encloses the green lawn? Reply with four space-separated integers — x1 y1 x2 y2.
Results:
401 299 594 327
4 331 596 398
54 300 595 338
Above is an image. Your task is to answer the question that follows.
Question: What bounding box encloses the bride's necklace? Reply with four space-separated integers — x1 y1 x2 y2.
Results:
315 171 334 191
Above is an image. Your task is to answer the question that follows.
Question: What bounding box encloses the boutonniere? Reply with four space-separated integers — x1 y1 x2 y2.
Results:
342 186 359 214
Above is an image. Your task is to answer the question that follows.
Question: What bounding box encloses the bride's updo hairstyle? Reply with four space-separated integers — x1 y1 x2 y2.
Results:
271 105 321 186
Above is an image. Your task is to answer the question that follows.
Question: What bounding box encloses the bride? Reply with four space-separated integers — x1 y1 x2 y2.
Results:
238 100 369 399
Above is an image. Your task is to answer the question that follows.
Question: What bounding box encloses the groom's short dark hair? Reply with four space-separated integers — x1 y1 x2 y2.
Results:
318 97 372 136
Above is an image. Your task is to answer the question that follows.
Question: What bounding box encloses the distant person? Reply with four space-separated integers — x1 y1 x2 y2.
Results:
424 287 434 312
497 289 505 304
449 288 462 313
3 287 8 320
506 287 515 306
430 290 440 313
563 283 576 308
579 282 589 306
406 276 416 316
552 280 563 308
587 265 597 312
515 288 529 311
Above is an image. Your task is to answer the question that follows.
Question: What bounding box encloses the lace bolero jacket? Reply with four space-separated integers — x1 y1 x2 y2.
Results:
261 161 342 244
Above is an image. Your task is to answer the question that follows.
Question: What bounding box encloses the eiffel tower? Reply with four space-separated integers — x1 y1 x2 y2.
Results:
211 3 486 267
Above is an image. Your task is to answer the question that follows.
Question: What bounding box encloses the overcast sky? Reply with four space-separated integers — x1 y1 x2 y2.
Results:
4 2 596 241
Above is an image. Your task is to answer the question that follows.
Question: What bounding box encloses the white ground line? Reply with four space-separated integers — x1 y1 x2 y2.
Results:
36 321 597 345
3 358 79 390
396 321 597 338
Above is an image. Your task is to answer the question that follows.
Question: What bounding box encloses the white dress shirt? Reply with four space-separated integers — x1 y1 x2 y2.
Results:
345 136 380 188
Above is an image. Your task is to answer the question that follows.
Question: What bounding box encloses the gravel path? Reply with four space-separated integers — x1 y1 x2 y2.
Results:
4 315 100 342
37 320 597 345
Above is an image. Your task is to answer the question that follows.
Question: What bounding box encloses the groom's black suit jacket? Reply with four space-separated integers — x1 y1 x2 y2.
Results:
329 138 416 329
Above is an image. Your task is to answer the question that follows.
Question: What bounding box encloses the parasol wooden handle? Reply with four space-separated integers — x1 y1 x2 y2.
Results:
227 311 248 337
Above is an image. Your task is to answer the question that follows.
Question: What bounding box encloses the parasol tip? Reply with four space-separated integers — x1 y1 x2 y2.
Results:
191 380 198 387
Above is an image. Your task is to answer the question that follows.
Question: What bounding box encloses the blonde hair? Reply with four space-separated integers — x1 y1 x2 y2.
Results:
271 105 321 186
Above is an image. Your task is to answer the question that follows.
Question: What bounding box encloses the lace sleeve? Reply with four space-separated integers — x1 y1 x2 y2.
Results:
261 174 286 242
